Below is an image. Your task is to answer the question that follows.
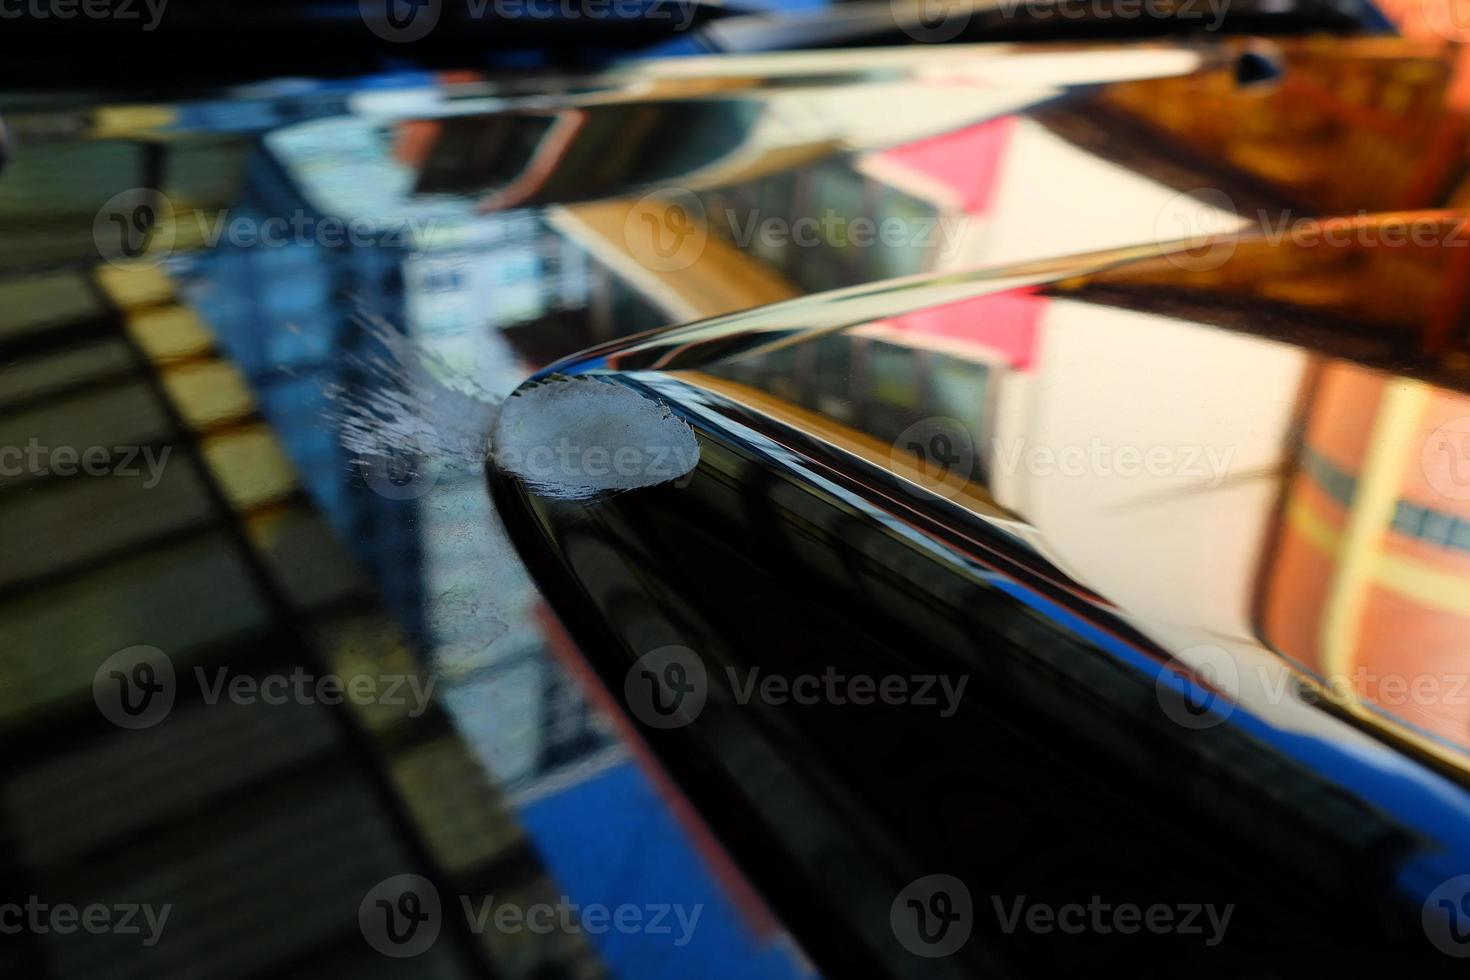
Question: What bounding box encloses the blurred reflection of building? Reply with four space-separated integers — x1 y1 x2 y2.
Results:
1376 0 1470 108
0 268 601 980
1099 39 1466 212
222 114 808 980
1264 361 1470 751
212 113 621 794
0 95 605 980
678 202 1470 773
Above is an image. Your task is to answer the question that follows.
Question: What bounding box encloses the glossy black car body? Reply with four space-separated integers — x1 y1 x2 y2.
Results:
6 4 1470 979
493 221 1470 976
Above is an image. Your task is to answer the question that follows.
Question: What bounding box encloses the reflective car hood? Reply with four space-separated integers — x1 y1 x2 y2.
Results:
494 221 1470 973
11 27 1470 980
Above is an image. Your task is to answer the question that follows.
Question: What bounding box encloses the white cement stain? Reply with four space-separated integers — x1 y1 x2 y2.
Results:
492 376 700 500
325 319 697 503
327 316 503 465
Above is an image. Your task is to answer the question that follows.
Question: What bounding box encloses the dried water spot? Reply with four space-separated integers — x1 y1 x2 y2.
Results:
492 377 699 500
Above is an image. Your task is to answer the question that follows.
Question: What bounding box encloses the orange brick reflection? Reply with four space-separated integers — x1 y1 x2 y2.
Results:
1376 0 1470 106
1262 361 1470 750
